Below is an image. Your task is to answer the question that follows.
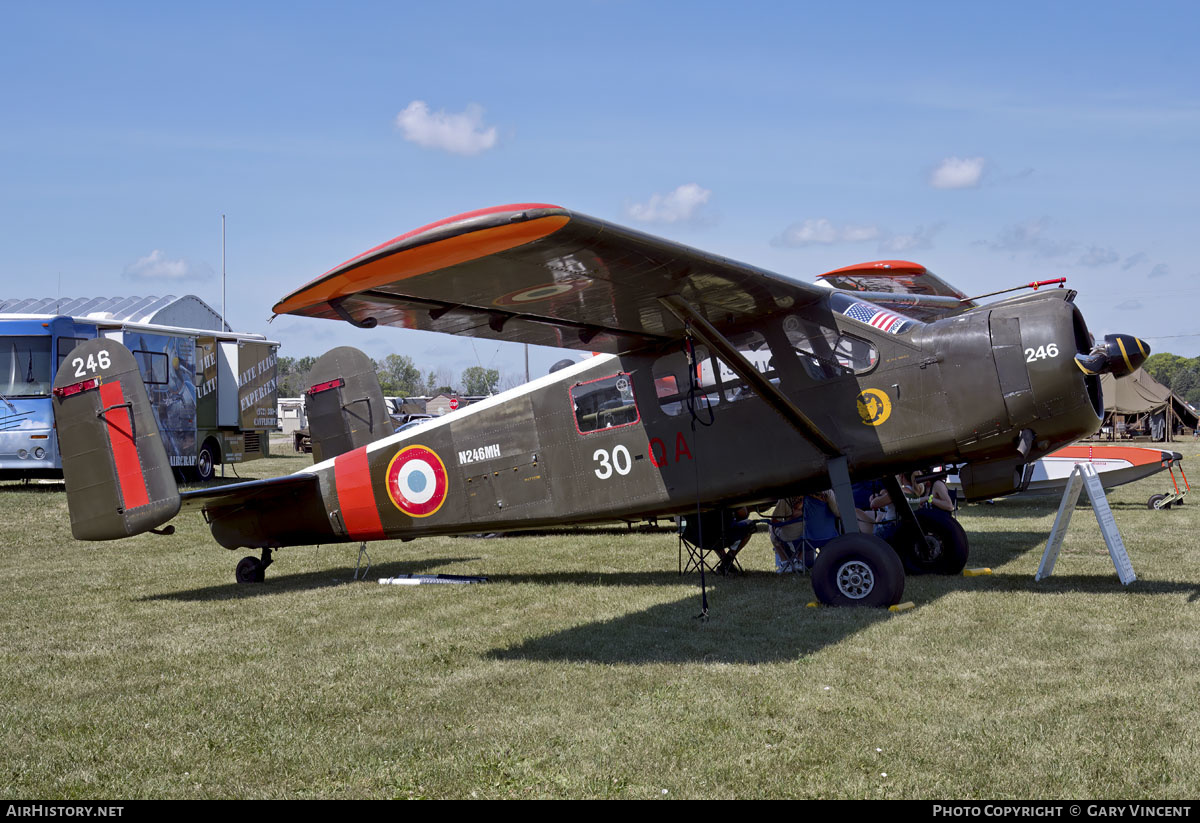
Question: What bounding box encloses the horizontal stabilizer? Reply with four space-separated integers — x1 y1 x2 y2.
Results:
180 473 335 550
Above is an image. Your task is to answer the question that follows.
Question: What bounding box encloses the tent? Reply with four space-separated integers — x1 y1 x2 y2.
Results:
1100 369 1199 441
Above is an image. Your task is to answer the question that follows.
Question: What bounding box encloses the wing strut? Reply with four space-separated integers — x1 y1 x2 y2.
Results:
657 295 859 534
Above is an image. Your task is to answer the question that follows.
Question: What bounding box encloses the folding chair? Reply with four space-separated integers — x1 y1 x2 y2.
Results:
768 495 841 573
678 509 752 575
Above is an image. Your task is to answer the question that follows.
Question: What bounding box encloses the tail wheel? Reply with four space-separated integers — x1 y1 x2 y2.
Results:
236 556 265 583
812 533 905 607
896 509 970 575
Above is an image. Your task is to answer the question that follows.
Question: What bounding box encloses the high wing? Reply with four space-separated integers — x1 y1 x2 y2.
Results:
816 260 976 323
272 204 829 353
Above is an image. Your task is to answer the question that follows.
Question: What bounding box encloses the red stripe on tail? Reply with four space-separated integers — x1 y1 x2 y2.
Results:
98 381 150 510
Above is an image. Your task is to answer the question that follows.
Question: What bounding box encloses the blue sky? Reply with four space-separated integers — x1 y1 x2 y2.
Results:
3 1 1198 385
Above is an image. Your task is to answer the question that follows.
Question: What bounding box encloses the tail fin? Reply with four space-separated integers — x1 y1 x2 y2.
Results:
305 346 394 462
52 339 180 540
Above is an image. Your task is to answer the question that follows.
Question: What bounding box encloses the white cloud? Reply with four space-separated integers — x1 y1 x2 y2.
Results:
1149 263 1170 279
1077 246 1119 267
394 101 497 156
880 223 944 253
123 250 211 281
930 156 986 189
981 218 1071 258
774 218 880 248
1122 252 1148 271
626 183 712 224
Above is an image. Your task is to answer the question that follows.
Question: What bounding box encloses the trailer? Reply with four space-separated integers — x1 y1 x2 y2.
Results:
0 295 278 482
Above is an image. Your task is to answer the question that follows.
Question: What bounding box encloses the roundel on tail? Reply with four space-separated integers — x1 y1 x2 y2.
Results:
386 445 449 517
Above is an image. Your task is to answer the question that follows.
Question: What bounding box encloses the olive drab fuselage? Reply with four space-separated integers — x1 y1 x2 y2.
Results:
203 287 1103 551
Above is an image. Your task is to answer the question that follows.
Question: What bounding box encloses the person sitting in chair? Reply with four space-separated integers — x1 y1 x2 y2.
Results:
681 506 754 574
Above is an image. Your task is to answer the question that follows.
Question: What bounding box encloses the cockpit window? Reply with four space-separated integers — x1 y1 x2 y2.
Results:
782 315 879 377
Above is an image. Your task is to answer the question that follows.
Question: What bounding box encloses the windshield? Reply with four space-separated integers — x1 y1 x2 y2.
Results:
0 337 53 397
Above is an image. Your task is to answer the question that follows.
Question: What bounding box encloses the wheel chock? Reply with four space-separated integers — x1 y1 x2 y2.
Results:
806 601 820 608
888 601 916 613
963 567 993 576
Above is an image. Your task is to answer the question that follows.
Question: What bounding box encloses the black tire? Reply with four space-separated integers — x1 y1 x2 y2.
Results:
236 556 265 583
195 440 219 483
895 509 970 575
811 533 905 607
1148 494 1172 511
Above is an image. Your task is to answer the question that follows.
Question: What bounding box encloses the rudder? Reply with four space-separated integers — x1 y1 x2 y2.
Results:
52 339 181 540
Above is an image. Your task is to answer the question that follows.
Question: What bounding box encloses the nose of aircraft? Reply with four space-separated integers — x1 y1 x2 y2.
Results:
1074 333 1151 377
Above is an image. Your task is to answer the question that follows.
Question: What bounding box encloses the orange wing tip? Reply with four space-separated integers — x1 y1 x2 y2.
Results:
274 204 568 316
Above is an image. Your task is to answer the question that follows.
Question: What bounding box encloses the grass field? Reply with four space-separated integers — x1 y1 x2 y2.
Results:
2 437 1199 799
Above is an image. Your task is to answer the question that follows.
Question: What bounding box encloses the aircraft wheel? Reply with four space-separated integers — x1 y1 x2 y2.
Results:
235 556 265 583
1147 494 1172 511
811 533 904 607
898 509 970 575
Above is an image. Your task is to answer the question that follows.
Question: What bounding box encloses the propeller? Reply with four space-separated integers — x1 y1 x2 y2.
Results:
1075 333 1150 377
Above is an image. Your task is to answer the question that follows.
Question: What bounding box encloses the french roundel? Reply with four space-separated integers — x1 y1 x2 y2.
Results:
385 445 449 518
493 279 590 306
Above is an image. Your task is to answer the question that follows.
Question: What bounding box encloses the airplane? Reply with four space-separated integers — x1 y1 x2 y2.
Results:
968 443 1181 495
49 203 1151 607
947 443 1187 506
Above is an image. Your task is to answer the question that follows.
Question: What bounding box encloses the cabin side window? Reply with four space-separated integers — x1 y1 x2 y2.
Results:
783 315 849 380
712 330 777 403
652 345 719 417
833 333 879 374
780 316 878 378
570 372 640 433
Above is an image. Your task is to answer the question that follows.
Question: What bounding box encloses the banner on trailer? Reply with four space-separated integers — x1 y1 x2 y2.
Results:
238 341 278 431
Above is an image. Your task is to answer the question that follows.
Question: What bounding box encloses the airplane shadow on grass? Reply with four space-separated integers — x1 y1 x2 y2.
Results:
139 529 1200 662
487 528 1200 664
488 568 1200 665
139 555 486 602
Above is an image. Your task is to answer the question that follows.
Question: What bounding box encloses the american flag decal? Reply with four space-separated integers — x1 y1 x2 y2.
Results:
842 302 911 334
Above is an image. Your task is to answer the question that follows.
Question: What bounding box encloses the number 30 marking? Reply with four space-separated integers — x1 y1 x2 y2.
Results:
593 445 633 479
72 350 112 378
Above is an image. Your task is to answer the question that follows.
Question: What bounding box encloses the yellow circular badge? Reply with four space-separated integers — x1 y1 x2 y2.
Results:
856 389 892 426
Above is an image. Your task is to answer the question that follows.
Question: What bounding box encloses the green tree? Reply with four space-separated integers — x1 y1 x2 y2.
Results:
377 353 423 395
277 355 317 396
461 366 499 395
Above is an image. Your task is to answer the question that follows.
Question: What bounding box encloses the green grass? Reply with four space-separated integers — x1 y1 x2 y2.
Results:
2 437 1199 798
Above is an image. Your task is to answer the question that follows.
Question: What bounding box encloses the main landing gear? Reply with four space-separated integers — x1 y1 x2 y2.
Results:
893 509 970 575
235 548 274 583
812 533 906 607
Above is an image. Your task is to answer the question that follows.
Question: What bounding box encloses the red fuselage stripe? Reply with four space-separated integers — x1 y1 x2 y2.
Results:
334 447 385 540
98 381 150 510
